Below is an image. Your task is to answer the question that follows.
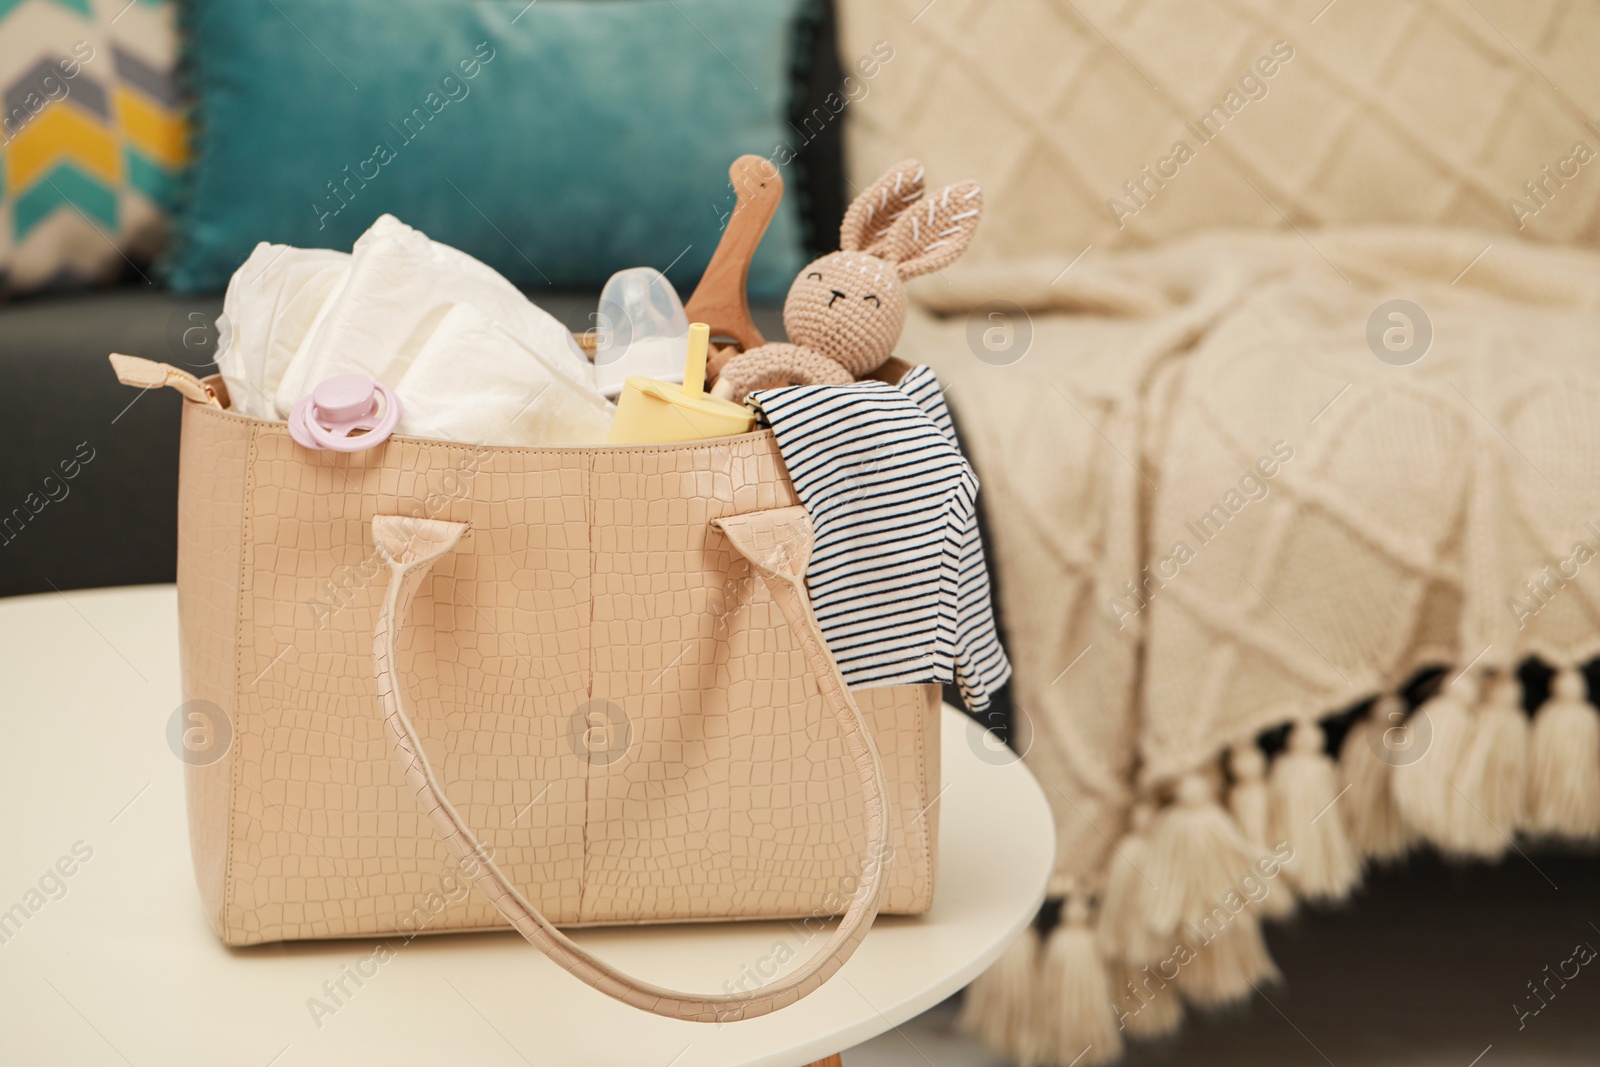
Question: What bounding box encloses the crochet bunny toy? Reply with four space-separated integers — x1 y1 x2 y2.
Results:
712 159 982 401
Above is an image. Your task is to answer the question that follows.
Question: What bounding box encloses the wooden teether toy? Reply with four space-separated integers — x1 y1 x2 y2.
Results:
685 154 785 379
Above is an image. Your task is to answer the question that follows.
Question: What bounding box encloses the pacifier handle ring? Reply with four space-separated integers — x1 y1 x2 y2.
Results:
304 400 377 451
293 377 403 452
308 381 401 451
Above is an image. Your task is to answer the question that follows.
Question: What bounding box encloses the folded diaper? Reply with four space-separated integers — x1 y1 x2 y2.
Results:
217 244 350 420
398 303 611 446
217 214 608 446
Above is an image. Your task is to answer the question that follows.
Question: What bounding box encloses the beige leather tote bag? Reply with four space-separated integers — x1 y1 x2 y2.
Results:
118 357 939 1022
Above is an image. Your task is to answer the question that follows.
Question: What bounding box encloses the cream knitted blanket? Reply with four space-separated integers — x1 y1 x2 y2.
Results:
903 226 1600 1064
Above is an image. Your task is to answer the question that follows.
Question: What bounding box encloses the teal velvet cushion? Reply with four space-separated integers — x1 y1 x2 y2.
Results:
167 0 809 296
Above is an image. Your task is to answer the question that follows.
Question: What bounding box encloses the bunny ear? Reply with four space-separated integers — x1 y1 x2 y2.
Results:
882 180 983 280
839 159 926 255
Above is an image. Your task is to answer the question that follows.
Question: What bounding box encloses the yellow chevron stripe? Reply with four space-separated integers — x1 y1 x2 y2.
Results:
114 85 186 168
6 103 120 190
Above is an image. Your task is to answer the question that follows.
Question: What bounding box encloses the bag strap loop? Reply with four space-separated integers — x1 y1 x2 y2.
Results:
107 354 223 407
370 508 891 1023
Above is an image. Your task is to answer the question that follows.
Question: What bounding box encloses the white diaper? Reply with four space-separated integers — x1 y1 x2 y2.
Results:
216 214 608 445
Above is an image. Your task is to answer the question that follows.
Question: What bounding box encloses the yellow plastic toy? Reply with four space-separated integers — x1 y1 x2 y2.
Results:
606 322 756 444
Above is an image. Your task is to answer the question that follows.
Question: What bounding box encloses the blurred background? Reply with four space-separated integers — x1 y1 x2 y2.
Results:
5 0 1600 1063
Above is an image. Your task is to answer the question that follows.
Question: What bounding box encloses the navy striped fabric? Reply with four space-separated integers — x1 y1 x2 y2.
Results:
750 365 1011 712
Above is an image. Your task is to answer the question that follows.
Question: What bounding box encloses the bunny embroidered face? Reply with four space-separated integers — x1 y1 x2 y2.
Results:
782 250 908 376
712 159 983 401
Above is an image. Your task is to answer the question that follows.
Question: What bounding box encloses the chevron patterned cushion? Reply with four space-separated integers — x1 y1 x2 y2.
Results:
0 0 186 295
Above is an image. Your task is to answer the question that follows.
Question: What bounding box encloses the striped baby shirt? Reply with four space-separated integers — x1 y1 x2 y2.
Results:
749 365 1012 712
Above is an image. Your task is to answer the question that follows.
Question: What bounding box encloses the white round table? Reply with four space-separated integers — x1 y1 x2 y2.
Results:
0 585 1053 1067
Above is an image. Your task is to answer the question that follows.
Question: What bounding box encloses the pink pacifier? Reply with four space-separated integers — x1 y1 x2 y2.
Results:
288 374 403 452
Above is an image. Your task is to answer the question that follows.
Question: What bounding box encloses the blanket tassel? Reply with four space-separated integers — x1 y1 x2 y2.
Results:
1113 959 1184 1040
1096 804 1167 965
1227 744 1295 918
1337 696 1417 862
1098 805 1186 1042
1144 773 1267 935
1268 721 1360 902
1032 895 1123 1066
1527 667 1600 840
1447 673 1528 857
1176 908 1281 1008
1141 772 1281 1008
959 921 1037 1059
1392 671 1478 846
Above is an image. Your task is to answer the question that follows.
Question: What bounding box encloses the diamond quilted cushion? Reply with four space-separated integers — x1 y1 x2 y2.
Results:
838 0 1600 265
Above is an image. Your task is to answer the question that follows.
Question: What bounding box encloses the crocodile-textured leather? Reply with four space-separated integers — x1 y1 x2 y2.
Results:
373 509 892 1020
171 388 940 959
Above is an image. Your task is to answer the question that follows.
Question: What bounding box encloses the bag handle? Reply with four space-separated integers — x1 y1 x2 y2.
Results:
108 353 223 407
370 507 892 1023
